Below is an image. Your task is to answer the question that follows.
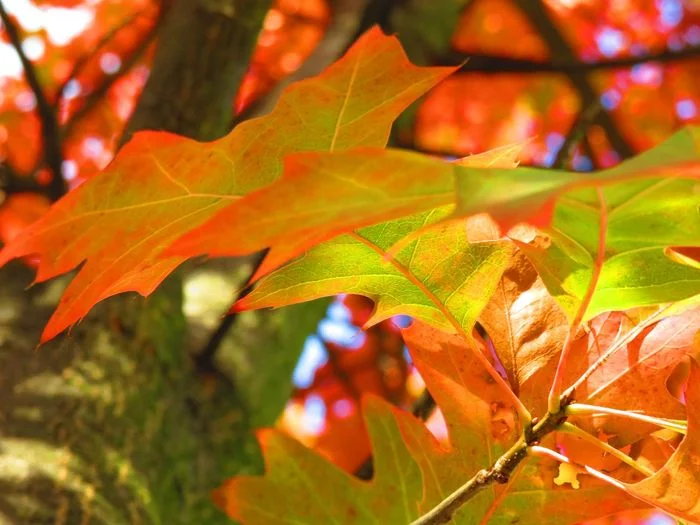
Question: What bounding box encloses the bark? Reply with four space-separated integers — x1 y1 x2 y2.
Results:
125 0 273 141
0 1 324 524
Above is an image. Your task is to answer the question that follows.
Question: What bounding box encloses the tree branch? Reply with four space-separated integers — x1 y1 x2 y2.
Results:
61 22 160 143
452 45 700 74
56 11 148 108
513 0 634 159
0 1 66 200
0 162 45 197
410 401 571 525
194 251 266 374
553 100 602 168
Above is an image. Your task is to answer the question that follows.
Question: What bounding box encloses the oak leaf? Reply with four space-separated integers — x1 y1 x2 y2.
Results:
0 27 455 341
624 359 700 522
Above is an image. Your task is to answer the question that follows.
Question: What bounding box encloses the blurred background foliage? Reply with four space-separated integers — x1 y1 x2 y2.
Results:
1 1 698 524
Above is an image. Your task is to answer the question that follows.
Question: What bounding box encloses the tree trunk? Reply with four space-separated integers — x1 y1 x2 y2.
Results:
0 1 329 524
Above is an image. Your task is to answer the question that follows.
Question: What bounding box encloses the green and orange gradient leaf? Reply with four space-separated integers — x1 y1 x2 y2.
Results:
215 320 648 525
0 27 456 341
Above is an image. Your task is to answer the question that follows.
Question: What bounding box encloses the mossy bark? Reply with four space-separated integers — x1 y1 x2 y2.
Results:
0 264 260 525
0 1 326 523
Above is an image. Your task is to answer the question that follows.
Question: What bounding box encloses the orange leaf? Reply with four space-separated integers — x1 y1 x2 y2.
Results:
624 359 700 521
0 27 455 342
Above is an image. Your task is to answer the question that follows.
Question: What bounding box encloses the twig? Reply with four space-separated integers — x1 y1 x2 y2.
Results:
193 251 266 374
547 187 607 413
553 101 602 169
566 403 687 434
0 1 66 200
0 162 40 196
514 0 634 160
410 402 570 525
581 134 600 170
453 46 700 74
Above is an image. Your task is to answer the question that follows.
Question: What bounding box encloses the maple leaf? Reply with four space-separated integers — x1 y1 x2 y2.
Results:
0 27 456 342
476 248 700 439
401 322 646 524
231 145 523 325
168 147 461 282
624 359 700 522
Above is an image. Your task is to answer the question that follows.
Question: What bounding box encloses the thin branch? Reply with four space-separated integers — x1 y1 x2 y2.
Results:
0 1 66 200
452 45 700 74
548 187 607 413
411 402 570 525
553 100 602 169
566 403 687 434
0 161 46 197
558 422 654 476
581 133 600 169
410 468 491 525
61 22 159 142
514 0 634 159
194 251 266 374
56 11 146 107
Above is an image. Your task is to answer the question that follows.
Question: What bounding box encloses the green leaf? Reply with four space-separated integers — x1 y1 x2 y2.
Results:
518 172 699 320
237 208 514 337
214 395 423 524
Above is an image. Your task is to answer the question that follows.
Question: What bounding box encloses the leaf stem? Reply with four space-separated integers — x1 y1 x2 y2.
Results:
527 445 626 490
410 402 568 525
548 187 607 413
566 403 687 434
558 422 654 476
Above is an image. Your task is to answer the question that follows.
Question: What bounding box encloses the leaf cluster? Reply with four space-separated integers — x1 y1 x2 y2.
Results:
1 27 699 524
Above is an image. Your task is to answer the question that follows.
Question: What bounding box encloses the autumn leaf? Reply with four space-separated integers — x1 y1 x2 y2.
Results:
167 142 525 282
237 207 514 340
0 27 456 342
566 307 700 444
214 395 424 524
624 359 700 522
477 248 568 407
401 322 645 524
176 127 697 303
218 317 645 525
